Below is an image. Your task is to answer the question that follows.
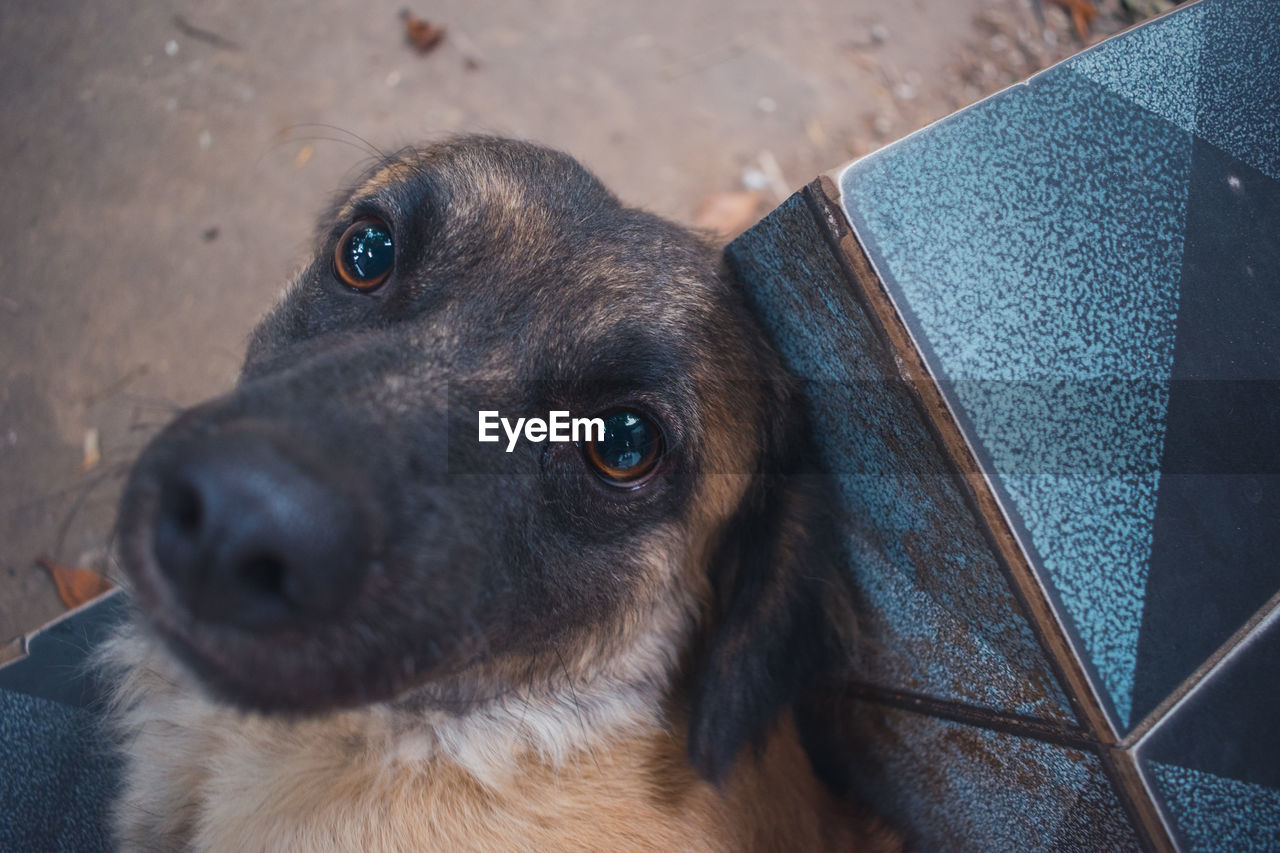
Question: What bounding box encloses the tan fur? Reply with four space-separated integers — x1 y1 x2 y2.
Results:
102 625 895 853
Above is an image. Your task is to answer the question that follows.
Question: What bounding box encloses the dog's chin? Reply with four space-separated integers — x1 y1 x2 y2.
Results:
147 618 384 715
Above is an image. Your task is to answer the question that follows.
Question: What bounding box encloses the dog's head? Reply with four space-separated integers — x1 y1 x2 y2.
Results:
117 136 851 781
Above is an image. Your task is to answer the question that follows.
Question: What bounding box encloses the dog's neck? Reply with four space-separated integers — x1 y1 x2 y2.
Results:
385 591 699 785
384 666 669 790
103 613 891 850
104 598 690 784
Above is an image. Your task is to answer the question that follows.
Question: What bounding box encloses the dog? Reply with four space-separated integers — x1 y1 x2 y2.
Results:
101 136 898 851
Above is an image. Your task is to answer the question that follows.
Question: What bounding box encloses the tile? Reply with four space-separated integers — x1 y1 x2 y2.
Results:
837 0 1280 734
841 67 1192 731
1137 600 1280 850
1067 0 1205 131
1145 763 1280 853
1131 136 1280 725
728 193 1078 724
1141 606 1280 794
0 590 127 708
1069 0 1280 183
1191 0 1280 181
0 584 125 853
724 1 1280 847
0 691 119 853
837 698 1141 852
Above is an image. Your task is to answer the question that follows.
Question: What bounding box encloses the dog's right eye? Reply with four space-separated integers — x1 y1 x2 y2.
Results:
334 218 395 291
584 410 663 485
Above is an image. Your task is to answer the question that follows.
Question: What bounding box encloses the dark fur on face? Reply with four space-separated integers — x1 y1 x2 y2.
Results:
115 136 853 783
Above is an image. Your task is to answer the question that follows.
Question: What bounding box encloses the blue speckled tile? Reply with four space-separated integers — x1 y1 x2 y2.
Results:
839 0 1280 736
841 68 1190 734
0 594 127 853
1072 0 1280 182
839 699 1141 852
728 193 1078 725
0 691 119 853
1145 764 1280 853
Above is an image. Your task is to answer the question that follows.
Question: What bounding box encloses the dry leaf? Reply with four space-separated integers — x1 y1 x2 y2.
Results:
38 555 114 610
400 10 446 55
1046 0 1098 41
1122 0 1175 17
693 191 765 241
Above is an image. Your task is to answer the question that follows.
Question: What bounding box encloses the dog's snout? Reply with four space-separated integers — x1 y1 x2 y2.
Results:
150 433 370 630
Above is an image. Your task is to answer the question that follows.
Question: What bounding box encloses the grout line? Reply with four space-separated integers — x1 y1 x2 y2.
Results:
843 681 1096 750
1127 588 1280 750
802 178 1117 743
1128 749 1182 853
1103 747 1179 853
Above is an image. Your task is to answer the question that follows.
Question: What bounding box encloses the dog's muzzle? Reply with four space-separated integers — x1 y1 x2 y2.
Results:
136 422 373 632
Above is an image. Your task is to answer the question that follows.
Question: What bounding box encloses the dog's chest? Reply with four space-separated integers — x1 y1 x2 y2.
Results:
122 699 736 852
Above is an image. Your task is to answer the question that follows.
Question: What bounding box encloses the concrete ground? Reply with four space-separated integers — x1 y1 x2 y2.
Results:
0 0 1152 642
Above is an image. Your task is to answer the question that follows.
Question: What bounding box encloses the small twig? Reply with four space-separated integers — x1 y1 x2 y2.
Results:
172 15 242 52
83 363 148 407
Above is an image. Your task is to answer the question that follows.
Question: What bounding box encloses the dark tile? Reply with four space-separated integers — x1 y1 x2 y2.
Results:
1141 607 1280 791
1139 605 1280 849
1130 136 1280 725
836 0 1280 736
0 590 127 708
0 691 119 853
1067 0 1279 184
1194 0 1280 183
838 698 1141 852
727 193 1078 724
725 3 1279 846
1164 140 1280 384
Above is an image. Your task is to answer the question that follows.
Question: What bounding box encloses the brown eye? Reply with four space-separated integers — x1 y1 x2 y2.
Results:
334 218 394 291
584 410 663 484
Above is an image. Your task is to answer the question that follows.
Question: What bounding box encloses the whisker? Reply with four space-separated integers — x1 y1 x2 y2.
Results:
285 124 386 160
253 133 382 173
554 647 601 774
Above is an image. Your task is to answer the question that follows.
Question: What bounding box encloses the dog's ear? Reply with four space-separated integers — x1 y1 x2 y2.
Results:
687 432 853 783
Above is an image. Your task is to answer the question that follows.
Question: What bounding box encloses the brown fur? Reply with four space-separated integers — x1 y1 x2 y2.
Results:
106 620 895 851
104 136 898 851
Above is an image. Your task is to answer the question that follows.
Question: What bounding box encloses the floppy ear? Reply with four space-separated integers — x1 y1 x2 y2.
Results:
687 441 853 783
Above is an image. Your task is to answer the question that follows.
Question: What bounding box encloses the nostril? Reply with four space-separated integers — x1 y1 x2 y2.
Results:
170 480 204 536
153 473 210 590
236 553 289 603
140 431 372 630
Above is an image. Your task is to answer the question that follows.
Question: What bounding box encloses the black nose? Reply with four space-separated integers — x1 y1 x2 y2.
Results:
150 433 369 630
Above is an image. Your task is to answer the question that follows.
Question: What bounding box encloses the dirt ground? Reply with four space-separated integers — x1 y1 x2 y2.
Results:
0 0 1164 642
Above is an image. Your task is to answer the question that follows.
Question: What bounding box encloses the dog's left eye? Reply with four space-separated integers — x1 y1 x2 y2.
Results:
334 218 394 291
584 410 663 485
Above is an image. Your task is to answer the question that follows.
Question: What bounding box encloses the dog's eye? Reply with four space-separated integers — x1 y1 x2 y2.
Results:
334 218 394 291
584 410 662 484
